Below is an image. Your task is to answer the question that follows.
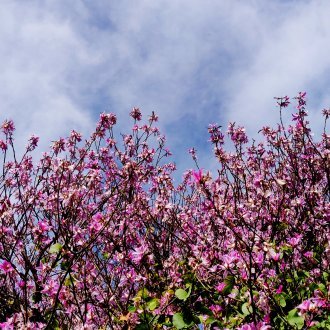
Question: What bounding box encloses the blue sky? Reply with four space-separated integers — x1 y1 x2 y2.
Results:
1 0 330 177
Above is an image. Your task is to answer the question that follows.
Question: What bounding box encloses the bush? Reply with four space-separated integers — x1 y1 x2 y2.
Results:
0 95 329 329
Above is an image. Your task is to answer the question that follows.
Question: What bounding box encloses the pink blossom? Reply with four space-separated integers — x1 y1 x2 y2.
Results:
276 285 283 294
130 245 148 264
209 304 223 316
215 282 226 292
130 107 142 121
1 119 15 135
0 140 7 151
192 169 203 183
27 135 39 151
0 260 14 274
274 95 290 107
89 212 103 233
0 320 14 330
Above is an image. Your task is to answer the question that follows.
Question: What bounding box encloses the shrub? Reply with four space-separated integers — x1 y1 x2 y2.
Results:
0 94 329 329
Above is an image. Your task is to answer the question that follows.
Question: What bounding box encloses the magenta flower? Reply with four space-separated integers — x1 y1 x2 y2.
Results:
130 245 148 264
27 135 39 151
130 107 142 121
192 169 203 183
276 285 283 294
215 282 226 292
274 95 290 107
0 140 7 151
0 260 14 274
0 320 14 330
1 119 15 135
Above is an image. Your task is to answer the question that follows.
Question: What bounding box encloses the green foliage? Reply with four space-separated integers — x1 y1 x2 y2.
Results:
49 243 62 254
286 309 304 329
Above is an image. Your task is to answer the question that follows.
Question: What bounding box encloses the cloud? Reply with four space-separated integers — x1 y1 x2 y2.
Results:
225 0 330 136
0 0 329 174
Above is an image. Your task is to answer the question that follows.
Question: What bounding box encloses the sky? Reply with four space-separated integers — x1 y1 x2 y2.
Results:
1 0 330 178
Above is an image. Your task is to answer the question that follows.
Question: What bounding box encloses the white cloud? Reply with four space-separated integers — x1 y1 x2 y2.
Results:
225 0 330 136
0 0 329 172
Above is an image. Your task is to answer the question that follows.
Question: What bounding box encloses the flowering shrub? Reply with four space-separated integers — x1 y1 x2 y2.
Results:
0 93 329 329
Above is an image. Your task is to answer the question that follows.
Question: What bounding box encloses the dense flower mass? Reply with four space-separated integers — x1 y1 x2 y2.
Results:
0 93 329 329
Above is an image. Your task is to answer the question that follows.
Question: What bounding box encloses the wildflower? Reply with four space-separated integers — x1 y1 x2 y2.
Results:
192 169 203 183
130 245 148 264
130 107 142 121
274 96 290 107
0 140 7 151
1 119 15 135
0 260 14 274
27 135 39 151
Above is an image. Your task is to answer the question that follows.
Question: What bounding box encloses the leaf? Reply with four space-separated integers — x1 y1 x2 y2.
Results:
241 302 252 316
222 275 235 295
147 298 159 311
279 295 286 307
205 316 216 325
175 288 189 301
136 288 149 299
127 305 136 313
64 275 76 286
172 313 192 329
317 283 326 294
185 282 192 297
49 243 62 254
287 309 304 329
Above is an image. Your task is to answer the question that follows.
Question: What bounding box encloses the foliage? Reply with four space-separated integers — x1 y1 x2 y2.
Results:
0 96 329 329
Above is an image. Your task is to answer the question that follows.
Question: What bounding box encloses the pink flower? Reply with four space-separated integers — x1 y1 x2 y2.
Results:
274 96 290 107
102 112 117 127
297 298 326 314
288 234 302 247
0 320 14 330
89 213 103 234
33 221 52 235
1 119 15 135
27 135 39 151
210 304 223 316
192 169 203 183
0 140 7 151
130 245 148 264
276 285 283 294
215 282 226 292
130 107 142 121
0 260 14 274
41 279 59 297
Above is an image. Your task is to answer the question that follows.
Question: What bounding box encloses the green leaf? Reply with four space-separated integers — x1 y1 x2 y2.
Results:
64 276 76 286
317 283 326 295
241 302 252 316
222 275 235 295
49 243 62 254
279 295 286 307
286 276 293 283
205 316 216 325
175 288 189 301
172 313 192 329
287 309 304 329
185 283 192 297
137 288 149 299
60 261 70 271
127 305 136 313
147 298 159 311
